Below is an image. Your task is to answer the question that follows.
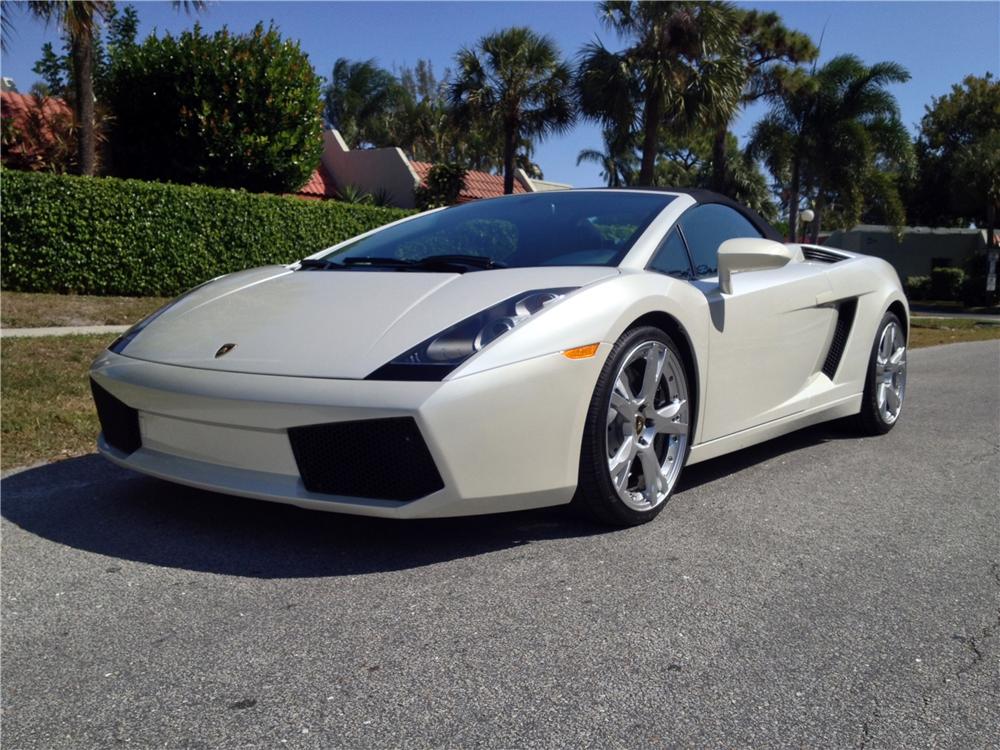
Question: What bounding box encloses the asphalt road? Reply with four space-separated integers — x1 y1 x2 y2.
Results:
3 341 998 749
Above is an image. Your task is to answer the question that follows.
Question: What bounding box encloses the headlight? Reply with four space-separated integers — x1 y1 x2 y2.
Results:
366 287 576 381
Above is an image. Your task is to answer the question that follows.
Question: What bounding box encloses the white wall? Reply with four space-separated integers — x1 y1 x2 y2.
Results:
321 130 421 209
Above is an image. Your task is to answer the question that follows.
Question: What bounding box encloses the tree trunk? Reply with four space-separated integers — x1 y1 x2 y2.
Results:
787 158 800 242
638 89 662 187
809 197 823 244
711 126 727 194
72 30 96 176
988 201 998 305
502 125 516 195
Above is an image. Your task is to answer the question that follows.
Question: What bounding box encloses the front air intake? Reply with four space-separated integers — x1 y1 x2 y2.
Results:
90 379 142 454
288 417 444 501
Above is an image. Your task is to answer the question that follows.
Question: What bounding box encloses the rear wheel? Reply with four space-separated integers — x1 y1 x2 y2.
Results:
574 326 691 526
856 311 907 435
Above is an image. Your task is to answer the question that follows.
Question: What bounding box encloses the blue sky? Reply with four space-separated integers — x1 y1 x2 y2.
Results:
2 1 997 185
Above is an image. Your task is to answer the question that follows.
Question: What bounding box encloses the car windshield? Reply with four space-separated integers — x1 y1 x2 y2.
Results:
316 191 674 269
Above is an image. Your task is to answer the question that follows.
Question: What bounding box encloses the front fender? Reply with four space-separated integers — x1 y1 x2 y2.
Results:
454 271 711 440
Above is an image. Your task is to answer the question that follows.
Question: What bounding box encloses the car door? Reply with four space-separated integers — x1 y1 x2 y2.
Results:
675 204 836 442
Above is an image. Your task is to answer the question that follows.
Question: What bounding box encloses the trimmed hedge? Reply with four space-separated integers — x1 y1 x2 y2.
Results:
1 170 412 296
929 267 966 302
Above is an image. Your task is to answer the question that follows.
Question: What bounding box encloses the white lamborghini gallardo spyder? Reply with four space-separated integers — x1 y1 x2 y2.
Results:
90 189 909 526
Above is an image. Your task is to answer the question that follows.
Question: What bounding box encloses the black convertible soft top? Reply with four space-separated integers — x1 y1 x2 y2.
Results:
595 186 784 244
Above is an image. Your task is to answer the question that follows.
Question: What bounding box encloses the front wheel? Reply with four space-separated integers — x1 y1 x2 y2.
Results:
573 326 691 526
856 311 907 435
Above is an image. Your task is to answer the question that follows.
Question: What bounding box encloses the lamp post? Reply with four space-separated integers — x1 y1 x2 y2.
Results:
798 209 815 244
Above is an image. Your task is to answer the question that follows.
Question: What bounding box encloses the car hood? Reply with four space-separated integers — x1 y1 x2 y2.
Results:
120 265 618 378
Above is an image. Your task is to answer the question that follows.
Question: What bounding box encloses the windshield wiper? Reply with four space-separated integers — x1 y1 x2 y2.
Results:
298 258 345 270
415 254 506 270
342 257 415 267
342 255 506 273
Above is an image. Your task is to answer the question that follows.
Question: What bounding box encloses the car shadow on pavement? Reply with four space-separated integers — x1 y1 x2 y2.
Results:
1 421 858 579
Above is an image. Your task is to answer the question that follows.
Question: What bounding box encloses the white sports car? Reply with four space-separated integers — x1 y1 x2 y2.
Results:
90 189 908 526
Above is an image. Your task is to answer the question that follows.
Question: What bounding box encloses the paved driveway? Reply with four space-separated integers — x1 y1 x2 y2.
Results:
2 341 998 749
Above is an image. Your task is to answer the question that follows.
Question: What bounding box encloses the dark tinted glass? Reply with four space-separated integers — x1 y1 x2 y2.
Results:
322 192 674 268
648 230 693 279
679 204 763 277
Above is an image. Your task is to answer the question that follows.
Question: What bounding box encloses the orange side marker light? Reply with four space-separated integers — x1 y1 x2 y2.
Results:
563 343 600 360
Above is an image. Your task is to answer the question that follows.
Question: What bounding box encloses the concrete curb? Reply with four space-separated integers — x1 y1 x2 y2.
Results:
1 325 129 338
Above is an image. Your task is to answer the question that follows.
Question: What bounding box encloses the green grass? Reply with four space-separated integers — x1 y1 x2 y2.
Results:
909 316 1000 348
1 334 111 470
1 292 169 328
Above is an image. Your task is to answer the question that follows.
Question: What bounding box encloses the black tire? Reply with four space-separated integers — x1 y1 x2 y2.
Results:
855 311 907 436
573 325 692 527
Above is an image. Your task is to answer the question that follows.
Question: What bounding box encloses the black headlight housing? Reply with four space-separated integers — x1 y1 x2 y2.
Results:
366 287 576 381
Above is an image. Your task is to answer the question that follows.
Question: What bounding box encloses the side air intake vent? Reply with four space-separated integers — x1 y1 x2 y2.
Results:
802 246 848 263
288 417 444 501
822 299 858 379
90 379 142 454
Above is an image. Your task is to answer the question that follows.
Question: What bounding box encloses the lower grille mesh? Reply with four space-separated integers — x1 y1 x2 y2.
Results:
288 417 444 501
822 299 858 379
90 379 142 454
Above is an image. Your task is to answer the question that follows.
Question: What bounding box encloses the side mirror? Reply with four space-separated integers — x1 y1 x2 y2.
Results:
718 238 795 294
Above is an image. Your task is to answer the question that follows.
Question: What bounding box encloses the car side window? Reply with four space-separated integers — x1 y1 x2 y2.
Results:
648 230 693 280
678 204 763 277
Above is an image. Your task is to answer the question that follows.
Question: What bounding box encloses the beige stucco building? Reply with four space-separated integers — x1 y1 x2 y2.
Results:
297 129 570 208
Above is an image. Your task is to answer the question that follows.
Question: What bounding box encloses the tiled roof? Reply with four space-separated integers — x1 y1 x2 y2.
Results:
0 91 74 159
410 161 527 201
296 162 338 199
1 90 72 123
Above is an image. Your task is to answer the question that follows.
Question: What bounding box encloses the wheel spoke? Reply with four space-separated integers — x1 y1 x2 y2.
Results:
651 398 688 435
886 385 901 413
614 373 635 402
640 345 665 404
608 435 636 490
637 446 662 502
609 397 625 423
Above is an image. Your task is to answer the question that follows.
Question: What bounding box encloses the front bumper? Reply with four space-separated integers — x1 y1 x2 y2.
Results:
89 346 609 518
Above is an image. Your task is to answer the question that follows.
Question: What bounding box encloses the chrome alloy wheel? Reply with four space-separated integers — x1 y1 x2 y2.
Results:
606 340 689 512
875 320 907 424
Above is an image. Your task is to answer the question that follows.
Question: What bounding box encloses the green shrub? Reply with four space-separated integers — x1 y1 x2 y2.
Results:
414 163 467 211
904 275 930 300
1 170 411 296
929 267 966 301
105 23 324 194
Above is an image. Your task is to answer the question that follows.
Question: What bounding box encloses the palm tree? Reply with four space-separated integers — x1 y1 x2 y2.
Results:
577 128 637 187
708 9 816 193
23 1 113 175
748 54 910 241
15 1 202 175
450 27 575 194
324 58 406 149
577 1 744 186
